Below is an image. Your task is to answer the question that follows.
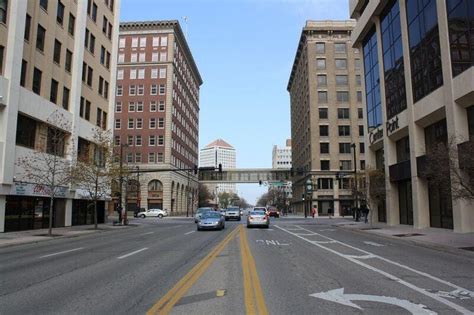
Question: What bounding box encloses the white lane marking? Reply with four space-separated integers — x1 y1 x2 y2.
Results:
343 254 376 260
40 247 84 259
310 288 436 315
117 247 148 259
256 240 290 246
364 241 384 247
141 232 154 235
320 229 336 232
184 231 195 235
276 225 473 314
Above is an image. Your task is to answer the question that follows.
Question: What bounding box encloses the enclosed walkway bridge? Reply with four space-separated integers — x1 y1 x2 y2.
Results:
198 168 292 184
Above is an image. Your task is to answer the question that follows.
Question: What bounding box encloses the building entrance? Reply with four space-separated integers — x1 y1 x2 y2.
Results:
398 180 413 225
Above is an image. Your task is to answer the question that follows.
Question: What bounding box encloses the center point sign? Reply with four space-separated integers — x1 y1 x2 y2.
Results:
12 182 68 198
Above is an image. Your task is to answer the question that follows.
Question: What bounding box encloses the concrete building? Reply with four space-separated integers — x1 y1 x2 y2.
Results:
349 0 474 232
0 0 120 232
288 20 366 217
272 139 292 169
114 21 202 215
199 139 237 196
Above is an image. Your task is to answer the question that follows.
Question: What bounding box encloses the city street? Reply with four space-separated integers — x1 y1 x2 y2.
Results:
0 217 473 314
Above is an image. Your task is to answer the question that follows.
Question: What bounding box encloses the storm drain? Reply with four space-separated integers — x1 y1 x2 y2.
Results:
393 233 424 237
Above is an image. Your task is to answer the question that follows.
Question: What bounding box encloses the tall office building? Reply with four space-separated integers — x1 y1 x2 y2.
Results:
272 139 292 169
0 0 120 232
288 20 365 216
350 0 474 232
114 20 202 215
199 139 237 195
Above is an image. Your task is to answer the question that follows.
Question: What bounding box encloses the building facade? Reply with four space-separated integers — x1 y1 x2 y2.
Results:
199 139 237 196
0 0 120 232
288 20 366 217
350 0 474 232
114 21 202 215
272 139 292 169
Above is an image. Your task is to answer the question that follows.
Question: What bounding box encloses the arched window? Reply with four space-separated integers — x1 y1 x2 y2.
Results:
148 180 163 192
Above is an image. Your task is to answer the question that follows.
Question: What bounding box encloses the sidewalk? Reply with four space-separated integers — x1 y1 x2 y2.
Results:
333 218 474 252
0 219 133 248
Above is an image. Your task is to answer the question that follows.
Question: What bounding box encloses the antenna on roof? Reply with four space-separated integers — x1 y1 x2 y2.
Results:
182 16 188 39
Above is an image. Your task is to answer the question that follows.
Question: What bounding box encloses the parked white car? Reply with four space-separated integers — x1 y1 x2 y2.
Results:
137 209 168 218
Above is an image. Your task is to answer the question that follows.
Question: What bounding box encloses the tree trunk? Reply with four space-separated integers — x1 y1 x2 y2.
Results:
49 195 54 236
94 199 98 230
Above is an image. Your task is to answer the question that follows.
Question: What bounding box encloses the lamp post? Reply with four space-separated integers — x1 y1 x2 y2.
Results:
135 165 140 211
304 178 313 218
351 143 358 221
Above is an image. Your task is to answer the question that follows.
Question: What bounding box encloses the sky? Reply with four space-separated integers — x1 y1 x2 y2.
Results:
120 0 350 204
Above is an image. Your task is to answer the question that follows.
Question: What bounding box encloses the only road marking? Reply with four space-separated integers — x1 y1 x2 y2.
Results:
184 231 195 235
40 247 84 258
117 247 148 259
364 241 384 247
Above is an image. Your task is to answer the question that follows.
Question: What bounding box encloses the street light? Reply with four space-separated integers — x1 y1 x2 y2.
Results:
304 178 313 218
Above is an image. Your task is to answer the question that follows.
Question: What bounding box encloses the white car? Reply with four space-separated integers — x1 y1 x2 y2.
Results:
137 209 168 218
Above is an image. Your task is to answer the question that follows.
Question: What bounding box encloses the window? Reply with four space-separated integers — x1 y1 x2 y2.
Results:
339 143 351 153
319 108 328 119
136 102 143 112
135 135 142 146
136 118 143 129
126 135 133 146
151 68 158 78
106 51 110 69
153 36 159 47
85 28 89 48
468 106 474 139
137 85 144 95
85 100 91 120
118 53 124 63
20 60 27 87
128 118 134 129
139 53 145 62
62 87 69 110
447 0 474 77
100 46 106 65
0 46 2 75
96 108 102 127
158 118 164 128
16 115 37 148
87 66 93 86
407 0 442 102
119 38 125 48
360 142 365 154
149 135 156 146
140 37 146 47
138 68 145 79
68 13 75 35
316 59 326 70
335 59 347 69
355 59 361 70
135 153 142 163
149 153 156 163
159 101 165 111
364 27 383 130
115 136 121 146
382 0 407 119
361 160 366 170
130 53 137 62
335 43 346 53
24 14 31 41
157 152 164 162
0 0 7 23
396 136 410 162
317 75 327 86
316 42 325 53
127 153 133 163
337 108 350 119
358 108 363 119
359 125 364 136
149 118 156 129
159 68 167 78
340 160 352 170
50 79 58 104
102 16 108 34
319 125 329 137
159 84 165 95
318 178 333 190
357 91 362 102
128 102 135 112
131 37 138 48
337 91 349 102
159 52 167 61
40 0 48 11
148 102 157 112
36 24 46 52
117 69 123 80
161 36 168 46
116 85 123 96
32 67 42 95
151 84 157 95
130 69 136 79
321 160 330 170
65 50 72 72
318 91 328 103
56 1 64 25
53 40 61 64
91 2 97 22
115 102 122 112
320 142 329 154
89 34 95 54
158 135 164 145
336 75 348 86
46 127 66 157
129 85 136 95
98 76 104 95
338 125 351 136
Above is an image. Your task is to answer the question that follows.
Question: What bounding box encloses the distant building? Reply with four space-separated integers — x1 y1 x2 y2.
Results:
200 139 237 196
272 139 292 169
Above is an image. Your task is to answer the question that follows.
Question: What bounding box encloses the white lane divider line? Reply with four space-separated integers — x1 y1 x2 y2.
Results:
141 232 154 235
364 241 384 247
275 225 473 314
117 247 148 260
40 247 84 259
184 231 195 235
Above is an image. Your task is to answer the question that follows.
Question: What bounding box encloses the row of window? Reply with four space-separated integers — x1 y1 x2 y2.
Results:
25 65 69 109
316 58 361 71
115 135 165 147
37 0 75 35
118 51 168 64
123 152 164 164
117 67 167 80
115 117 164 129
116 84 166 96
315 42 351 54
318 107 364 119
319 142 365 154
119 35 168 49
318 125 364 137
317 90 362 103
116 101 165 113
317 74 362 87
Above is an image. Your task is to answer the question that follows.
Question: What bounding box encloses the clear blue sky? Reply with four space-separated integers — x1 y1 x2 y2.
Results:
120 0 350 204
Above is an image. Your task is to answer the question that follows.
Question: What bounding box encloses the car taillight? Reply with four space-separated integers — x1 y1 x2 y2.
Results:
264 215 268 220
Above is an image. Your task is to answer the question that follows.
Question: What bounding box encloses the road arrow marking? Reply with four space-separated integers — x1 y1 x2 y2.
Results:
364 241 384 247
310 288 436 315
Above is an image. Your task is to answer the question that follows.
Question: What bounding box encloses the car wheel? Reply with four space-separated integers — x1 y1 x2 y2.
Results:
238 217 241 221
225 218 228 221
158 214 163 218
197 226 201 231
265 225 269 229
140 214 145 218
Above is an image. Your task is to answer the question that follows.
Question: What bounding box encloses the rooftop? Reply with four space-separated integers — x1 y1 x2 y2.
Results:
204 139 234 149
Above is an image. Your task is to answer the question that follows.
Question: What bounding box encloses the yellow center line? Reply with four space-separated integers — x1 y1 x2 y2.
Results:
240 225 269 315
146 226 240 315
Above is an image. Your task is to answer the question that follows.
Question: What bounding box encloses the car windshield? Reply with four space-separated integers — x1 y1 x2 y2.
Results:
250 211 266 216
201 212 221 219
197 208 212 213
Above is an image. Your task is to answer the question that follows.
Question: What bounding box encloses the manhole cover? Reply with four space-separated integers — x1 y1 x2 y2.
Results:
459 247 474 251
393 233 424 237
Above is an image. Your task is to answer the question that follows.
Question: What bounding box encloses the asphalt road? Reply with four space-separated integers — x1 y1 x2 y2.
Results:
0 217 473 315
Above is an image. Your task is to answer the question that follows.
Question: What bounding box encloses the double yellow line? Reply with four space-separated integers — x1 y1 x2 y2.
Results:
147 225 268 315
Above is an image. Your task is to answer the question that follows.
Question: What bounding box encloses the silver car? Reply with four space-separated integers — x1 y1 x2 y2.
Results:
194 207 213 223
197 211 225 231
247 209 269 228
136 209 168 218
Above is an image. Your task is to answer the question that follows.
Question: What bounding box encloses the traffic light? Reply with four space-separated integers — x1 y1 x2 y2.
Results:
218 163 222 173
194 164 198 175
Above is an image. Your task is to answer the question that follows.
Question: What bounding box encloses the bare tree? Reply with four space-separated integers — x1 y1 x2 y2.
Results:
72 129 121 229
198 183 212 207
16 111 73 236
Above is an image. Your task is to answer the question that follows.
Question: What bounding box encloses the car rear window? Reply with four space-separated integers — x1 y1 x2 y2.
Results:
250 211 265 215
